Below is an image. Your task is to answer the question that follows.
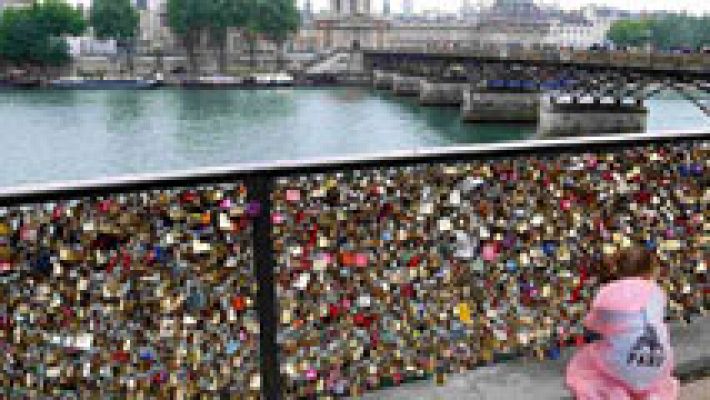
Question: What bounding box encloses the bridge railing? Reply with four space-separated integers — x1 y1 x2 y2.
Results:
0 131 708 399
365 47 710 75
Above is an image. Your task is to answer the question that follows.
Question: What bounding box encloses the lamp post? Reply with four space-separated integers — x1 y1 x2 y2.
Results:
643 28 652 66
150 31 166 80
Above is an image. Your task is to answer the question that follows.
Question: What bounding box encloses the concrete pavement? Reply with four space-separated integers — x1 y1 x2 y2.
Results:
361 317 709 400
680 379 710 400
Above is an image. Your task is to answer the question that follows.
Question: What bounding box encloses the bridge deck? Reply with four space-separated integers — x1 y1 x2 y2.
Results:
363 49 710 77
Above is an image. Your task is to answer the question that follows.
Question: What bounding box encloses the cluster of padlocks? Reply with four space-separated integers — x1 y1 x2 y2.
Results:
273 141 707 398
0 140 707 399
0 184 261 398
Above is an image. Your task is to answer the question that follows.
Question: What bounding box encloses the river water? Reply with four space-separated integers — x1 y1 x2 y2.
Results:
0 88 707 187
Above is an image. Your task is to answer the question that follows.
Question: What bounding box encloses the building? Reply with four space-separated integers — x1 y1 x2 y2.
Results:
315 0 389 50
0 0 32 9
330 0 372 15
546 14 596 49
460 0 480 20
541 5 636 49
307 0 558 52
134 0 177 54
302 0 314 21
402 0 414 16
579 5 636 48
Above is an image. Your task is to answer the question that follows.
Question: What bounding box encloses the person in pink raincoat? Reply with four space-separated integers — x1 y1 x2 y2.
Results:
566 246 679 400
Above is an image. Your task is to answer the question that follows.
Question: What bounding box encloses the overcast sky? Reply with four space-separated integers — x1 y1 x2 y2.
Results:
303 0 710 14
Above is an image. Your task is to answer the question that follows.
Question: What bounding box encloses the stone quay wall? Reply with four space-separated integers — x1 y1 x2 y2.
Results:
373 70 396 90
392 75 425 97
462 90 541 122
419 81 470 106
539 97 648 137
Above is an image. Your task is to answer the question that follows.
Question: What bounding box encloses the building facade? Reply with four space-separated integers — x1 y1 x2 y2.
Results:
0 0 32 9
307 0 555 52
402 0 414 16
314 0 389 50
303 0 629 52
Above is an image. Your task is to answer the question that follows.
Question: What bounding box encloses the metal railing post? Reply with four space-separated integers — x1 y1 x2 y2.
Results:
247 175 280 400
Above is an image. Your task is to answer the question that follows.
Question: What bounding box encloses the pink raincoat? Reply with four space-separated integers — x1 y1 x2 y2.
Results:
566 278 678 400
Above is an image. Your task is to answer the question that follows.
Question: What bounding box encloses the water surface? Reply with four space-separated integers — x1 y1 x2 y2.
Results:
0 88 706 187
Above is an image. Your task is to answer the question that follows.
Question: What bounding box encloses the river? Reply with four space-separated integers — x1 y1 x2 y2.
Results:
0 88 707 187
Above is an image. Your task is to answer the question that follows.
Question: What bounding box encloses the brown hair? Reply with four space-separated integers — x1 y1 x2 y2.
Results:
598 245 657 283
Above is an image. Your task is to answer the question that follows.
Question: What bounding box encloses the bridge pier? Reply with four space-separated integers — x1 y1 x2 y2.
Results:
539 94 648 137
392 74 424 96
462 82 541 122
419 80 470 106
373 70 396 90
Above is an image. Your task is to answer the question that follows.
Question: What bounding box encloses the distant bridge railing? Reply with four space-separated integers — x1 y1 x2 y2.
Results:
0 131 708 399
364 48 710 76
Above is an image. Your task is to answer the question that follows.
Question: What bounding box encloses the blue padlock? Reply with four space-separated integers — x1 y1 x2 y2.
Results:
543 241 557 257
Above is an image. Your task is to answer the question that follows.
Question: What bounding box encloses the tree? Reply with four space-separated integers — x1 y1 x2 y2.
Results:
239 0 267 71
0 0 86 73
30 0 86 38
258 0 300 71
608 15 710 52
90 0 139 76
167 0 212 75
165 0 301 74
233 0 300 71
208 0 246 74
606 20 651 49
649 14 710 51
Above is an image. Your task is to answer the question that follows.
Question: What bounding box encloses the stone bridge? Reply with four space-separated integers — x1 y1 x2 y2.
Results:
359 48 710 135
362 49 710 81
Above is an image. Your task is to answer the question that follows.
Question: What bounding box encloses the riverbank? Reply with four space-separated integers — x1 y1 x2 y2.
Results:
0 72 372 90
0 80 372 90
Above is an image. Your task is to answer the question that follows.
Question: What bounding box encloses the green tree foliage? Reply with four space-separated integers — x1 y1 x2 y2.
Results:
167 0 300 74
0 1 86 70
27 0 85 39
608 15 710 51
258 0 300 70
232 0 300 71
648 14 710 50
90 0 139 74
238 0 268 70
606 19 651 48
167 0 213 75
208 0 247 73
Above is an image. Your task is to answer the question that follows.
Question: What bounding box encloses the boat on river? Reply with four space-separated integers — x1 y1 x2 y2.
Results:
0 79 41 89
181 73 295 89
249 72 294 87
181 75 244 88
48 77 162 90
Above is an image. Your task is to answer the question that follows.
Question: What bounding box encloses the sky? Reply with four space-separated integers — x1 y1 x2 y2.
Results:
302 0 710 14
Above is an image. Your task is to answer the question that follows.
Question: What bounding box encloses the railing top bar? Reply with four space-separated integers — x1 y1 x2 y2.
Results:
0 130 708 204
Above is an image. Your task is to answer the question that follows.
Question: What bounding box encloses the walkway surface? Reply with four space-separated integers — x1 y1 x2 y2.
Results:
362 317 709 399
680 379 710 400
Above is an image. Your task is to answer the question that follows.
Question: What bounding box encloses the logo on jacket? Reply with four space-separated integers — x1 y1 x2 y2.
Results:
627 324 665 368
